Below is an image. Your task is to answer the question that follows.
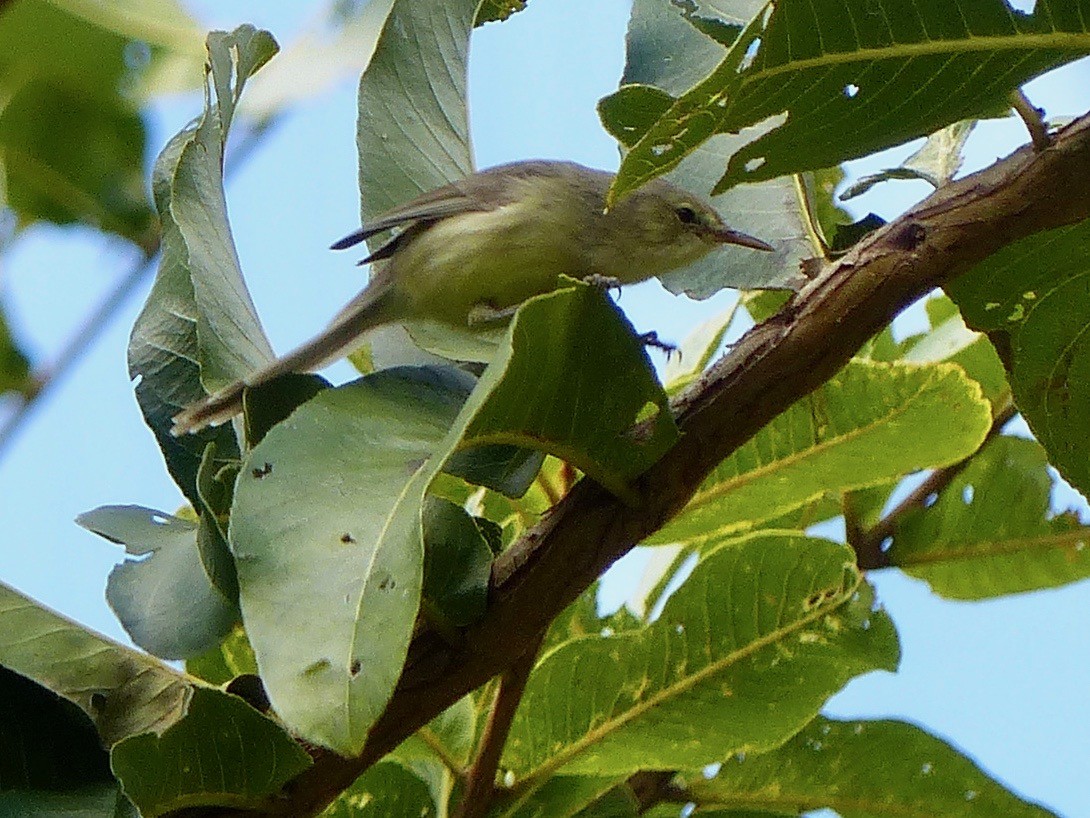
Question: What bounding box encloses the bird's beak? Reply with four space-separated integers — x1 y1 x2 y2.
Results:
711 226 775 252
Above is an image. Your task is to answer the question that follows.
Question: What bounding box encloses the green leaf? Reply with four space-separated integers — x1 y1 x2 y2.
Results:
501 531 899 780
110 687 311 818
611 0 1090 200
0 582 191 746
459 283 678 501
231 285 675 754
896 295 1010 411
648 360 992 544
601 0 805 293
230 366 470 754
840 120 977 200
888 435 1090 599
355 0 475 224
947 218 1090 496
422 497 492 627
687 717 1059 817
128 26 277 504
320 761 436 817
76 505 238 660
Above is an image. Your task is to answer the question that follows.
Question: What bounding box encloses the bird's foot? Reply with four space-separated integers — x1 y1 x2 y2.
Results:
582 273 623 297
639 331 680 360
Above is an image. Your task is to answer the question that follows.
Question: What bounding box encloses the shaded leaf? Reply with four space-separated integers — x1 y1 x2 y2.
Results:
687 717 1058 818
422 497 492 627
76 505 237 660
0 582 191 746
491 776 628 818
502 532 899 778
648 361 991 544
110 688 311 818
889 435 1090 599
0 784 136 818
475 0 528 25
610 1 1090 200
0 666 112 791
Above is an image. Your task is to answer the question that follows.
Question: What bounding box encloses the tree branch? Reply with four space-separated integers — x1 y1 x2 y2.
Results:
205 110 1090 818
454 635 542 818
1010 89 1051 152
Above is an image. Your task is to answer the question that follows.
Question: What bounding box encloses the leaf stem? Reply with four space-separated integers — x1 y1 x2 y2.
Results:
1010 89 1050 152
850 399 1017 569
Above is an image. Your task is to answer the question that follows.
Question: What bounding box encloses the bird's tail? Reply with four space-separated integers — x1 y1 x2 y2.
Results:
170 285 395 436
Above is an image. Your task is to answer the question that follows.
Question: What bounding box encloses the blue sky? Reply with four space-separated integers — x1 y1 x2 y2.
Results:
1 2 1087 815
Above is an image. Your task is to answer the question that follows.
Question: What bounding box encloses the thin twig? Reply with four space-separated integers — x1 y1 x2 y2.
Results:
0 118 276 462
454 634 543 818
851 400 1017 569
1010 89 1050 152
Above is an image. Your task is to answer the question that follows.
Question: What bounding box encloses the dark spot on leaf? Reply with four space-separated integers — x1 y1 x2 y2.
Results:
405 457 427 475
378 575 395 591
303 658 331 676
252 462 273 479
350 659 362 677
340 532 355 544
90 692 107 711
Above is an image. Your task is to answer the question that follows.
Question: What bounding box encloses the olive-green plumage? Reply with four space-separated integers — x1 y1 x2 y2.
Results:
171 161 772 435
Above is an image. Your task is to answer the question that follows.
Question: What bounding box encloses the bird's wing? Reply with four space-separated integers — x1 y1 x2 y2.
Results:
330 182 489 251
330 161 575 251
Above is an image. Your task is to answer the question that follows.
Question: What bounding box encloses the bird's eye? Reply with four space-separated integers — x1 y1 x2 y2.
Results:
675 205 699 225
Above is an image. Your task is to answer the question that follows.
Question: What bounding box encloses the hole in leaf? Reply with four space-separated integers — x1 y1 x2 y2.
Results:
744 156 765 173
844 83 860 98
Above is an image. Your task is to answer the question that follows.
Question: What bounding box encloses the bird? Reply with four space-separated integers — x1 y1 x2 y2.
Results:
170 160 773 435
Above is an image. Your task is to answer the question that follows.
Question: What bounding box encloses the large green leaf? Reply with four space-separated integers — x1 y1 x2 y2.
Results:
76 505 238 660
947 217 1090 497
888 435 1090 599
0 582 190 746
601 0 807 293
230 285 674 754
609 0 1090 200
501 532 899 780
109 688 311 818
230 366 469 755
686 717 1058 817
648 360 991 544
128 26 277 504
492 776 629 818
